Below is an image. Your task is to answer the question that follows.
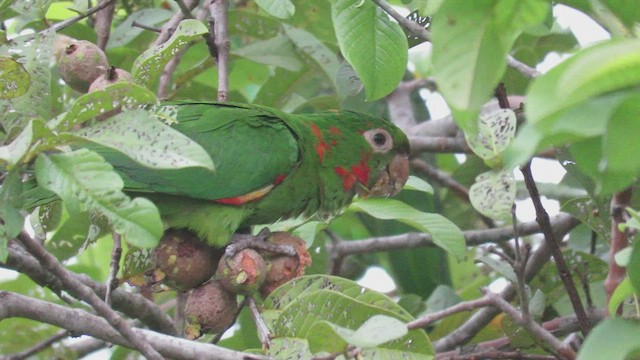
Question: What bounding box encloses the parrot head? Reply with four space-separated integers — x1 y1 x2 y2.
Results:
305 110 410 201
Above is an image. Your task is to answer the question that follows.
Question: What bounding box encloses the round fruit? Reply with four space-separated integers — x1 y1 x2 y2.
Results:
152 229 223 291
184 280 238 339
88 66 132 92
58 40 108 93
216 249 266 295
260 232 312 296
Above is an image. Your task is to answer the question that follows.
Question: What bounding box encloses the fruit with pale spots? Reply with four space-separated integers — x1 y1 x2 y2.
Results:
216 249 266 295
58 40 109 93
152 229 222 291
184 280 238 339
260 232 312 296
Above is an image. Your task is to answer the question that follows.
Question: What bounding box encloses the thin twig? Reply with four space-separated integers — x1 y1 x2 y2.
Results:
605 187 633 315
371 0 430 41
4 330 68 360
409 136 470 153
49 0 116 33
132 20 162 33
246 296 272 348
94 0 115 50
482 290 576 360
408 297 493 329
0 291 268 360
210 0 230 101
105 233 122 307
507 55 541 79
17 231 164 360
3 241 177 335
521 162 591 336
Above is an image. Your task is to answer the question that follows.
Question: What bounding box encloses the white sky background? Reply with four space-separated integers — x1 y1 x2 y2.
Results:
0 5 613 358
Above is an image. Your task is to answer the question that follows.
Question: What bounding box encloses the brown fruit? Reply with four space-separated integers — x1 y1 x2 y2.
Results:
58 40 108 93
216 249 266 295
184 280 238 339
259 232 312 296
88 66 133 92
152 229 223 291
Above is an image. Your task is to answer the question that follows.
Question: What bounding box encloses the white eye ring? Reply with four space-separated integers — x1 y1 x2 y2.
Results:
363 128 393 153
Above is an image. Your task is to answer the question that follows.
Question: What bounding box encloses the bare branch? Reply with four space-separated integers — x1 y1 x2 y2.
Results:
247 296 272 348
0 291 268 360
49 0 116 33
4 330 68 360
482 289 576 360
409 135 470 154
408 297 493 329
105 233 122 307
329 213 578 257
94 0 116 50
371 0 430 41
210 0 230 101
605 187 633 315
16 232 164 360
2 241 177 335
132 21 162 33
508 55 541 79
521 162 591 336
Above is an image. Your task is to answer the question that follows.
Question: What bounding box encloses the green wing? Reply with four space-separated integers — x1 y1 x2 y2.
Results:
90 102 300 200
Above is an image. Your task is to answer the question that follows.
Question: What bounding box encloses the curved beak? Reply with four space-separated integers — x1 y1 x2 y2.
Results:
364 154 410 197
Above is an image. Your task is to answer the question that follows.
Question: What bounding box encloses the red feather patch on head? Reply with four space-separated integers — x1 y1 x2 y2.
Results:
335 166 357 191
351 159 370 185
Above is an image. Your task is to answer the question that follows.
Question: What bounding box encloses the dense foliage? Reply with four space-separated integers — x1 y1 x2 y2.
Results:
0 0 639 359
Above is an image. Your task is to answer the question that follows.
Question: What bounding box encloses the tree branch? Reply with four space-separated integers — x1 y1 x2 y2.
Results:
2 241 177 335
521 162 591 336
329 213 578 257
94 0 116 50
434 215 580 351
605 187 633 315
210 0 230 101
49 0 116 33
4 330 68 360
0 291 267 360
16 232 164 360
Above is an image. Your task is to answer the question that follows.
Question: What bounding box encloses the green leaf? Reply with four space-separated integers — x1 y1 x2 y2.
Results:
331 0 408 100
464 108 516 166
476 255 517 283
431 0 549 133
469 169 515 221
350 197 465 260
11 0 53 19
231 35 303 72
35 149 163 248
273 289 432 358
0 119 55 168
108 9 173 48
268 338 313 360
403 175 434 194
0 56 30 99
132 19 209 89
255 0 295 19
0 30 54 133
0 169 24 261
608 277 634 316
627 209 640 295
283 25 340 88
577 318 640 360
308 315 408 352
73 109 214 170
52 82 158 131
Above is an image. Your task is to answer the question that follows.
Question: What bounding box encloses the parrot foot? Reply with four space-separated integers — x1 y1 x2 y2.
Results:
226 228 296 257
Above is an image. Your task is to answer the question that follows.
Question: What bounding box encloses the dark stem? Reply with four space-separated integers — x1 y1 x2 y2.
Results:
50 0 116 32
520 162 591 336
105 233 122 307
605 187 633 315
246 296 272 348
17 231 164 360
132 20 162 33
4 330 68 360
210 0 230 101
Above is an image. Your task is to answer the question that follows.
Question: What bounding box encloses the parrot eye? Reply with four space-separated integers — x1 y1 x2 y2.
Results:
363 128 393 153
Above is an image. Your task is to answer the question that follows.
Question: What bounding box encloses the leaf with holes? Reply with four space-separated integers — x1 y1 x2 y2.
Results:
0 56 30 99
331 0 408 100
464 108 516 168
469 169 515 222
72 109 214 170
308 315 408 352
132 19 208 89
35 149 163 248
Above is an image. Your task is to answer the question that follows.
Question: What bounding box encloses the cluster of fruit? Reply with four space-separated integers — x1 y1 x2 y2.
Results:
54 36 131 93
152 230 311 339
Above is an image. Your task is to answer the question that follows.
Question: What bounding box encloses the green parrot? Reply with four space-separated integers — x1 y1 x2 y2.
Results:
86 101 411 247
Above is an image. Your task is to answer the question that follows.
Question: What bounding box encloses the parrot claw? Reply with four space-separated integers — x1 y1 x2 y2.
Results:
226 228 296 257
